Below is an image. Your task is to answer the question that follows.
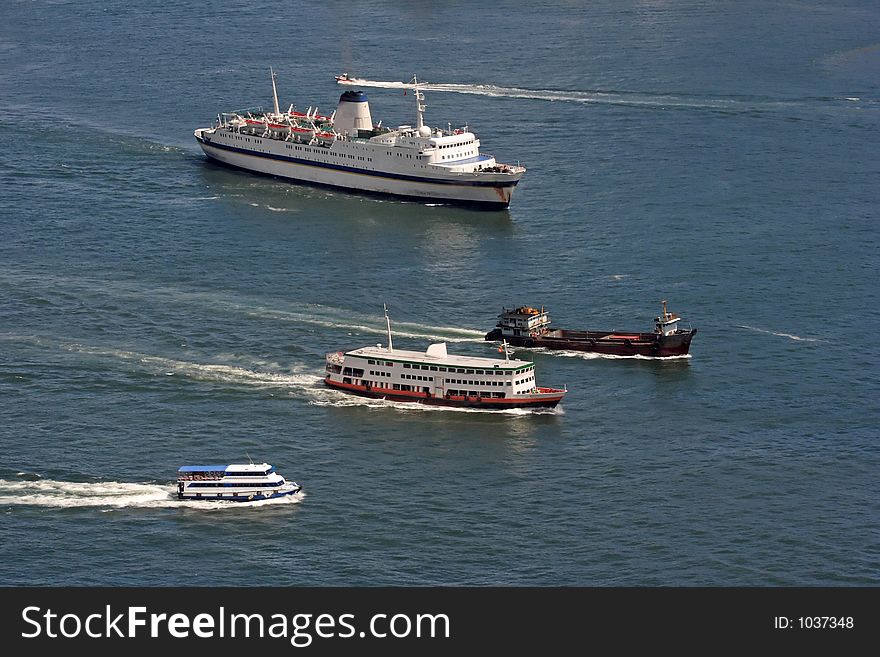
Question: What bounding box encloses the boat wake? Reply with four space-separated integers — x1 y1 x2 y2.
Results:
337 77 851 113
0 478 304 510
309 390 563 415
1 332 327 396
246 306 485 343
0 269 487 345
524 347 692 361
61 342 325 392
737 325 822 342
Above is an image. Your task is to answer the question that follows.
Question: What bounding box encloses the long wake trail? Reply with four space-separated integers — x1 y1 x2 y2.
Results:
339 77 868 113
0 478 303 510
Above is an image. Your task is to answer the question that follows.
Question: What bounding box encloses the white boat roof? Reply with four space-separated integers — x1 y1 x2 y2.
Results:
346 345 532 369
178 463 272 473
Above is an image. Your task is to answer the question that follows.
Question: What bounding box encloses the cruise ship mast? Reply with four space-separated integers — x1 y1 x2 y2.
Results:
412 75 426 131
270 67 281 117
384 303 394 351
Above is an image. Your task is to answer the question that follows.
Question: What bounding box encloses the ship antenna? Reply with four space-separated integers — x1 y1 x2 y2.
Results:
384 303 394 351
270 67 281 117
246 452 254 465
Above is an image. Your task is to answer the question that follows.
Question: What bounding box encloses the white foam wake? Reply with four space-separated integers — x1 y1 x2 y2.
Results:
245 307 486 343
341 78 750 111
0 270 488 344
737 325 821 342
0 479 304 510
310 390 563 415
61 342 325 391
525 347 692 361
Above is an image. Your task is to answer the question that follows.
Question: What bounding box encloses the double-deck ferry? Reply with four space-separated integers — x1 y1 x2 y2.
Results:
324 307 566 409
176 463 301 502
194 70 525 208
485 301 697 357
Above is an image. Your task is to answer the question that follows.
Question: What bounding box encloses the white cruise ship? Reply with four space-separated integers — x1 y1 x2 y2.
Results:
194 70 525 209
176 463 301 502
324 307 566 410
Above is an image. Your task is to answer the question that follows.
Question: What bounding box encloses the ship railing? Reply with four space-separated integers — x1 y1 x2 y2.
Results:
536 386 566 395
326 351 345 365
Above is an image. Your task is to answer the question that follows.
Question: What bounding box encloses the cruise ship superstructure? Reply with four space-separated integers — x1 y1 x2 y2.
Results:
194 70 525 208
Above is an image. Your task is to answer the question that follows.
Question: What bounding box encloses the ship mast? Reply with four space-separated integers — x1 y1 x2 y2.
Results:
384 303 394 351
412 75 425 130
270 67 281 117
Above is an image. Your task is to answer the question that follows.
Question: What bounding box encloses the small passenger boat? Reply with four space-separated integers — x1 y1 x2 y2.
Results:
176 463 301 501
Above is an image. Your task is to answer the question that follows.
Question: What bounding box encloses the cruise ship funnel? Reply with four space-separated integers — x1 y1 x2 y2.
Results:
334 90 373 135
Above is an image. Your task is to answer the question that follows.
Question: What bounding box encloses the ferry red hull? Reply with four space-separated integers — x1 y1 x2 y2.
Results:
324 378 564 409
486 328 696 357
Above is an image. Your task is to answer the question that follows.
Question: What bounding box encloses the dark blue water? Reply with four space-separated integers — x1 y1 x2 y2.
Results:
1 1 878 585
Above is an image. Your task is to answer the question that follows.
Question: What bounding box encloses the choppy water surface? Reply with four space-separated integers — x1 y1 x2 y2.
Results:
0 1 877 585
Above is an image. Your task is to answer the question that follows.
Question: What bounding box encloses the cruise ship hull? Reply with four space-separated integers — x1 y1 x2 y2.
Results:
196 132 519 209
324 378 564 409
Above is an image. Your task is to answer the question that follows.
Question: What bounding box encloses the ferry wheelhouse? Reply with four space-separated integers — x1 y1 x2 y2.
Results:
176 463 301 502
194 70 525 209
324 308 566 409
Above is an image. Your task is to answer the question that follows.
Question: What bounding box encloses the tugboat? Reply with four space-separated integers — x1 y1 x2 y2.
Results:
324 306 566 409
485 301 697 357
176 463 301 501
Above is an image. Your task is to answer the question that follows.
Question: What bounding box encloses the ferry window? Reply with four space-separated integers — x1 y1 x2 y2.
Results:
368 360 375 364
421 365 428 370
466 370 475 375
495 371 504 375
439 367 447 372
456 368 465 373
386 362 393 367
430 366 438 371
403 364 410 368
